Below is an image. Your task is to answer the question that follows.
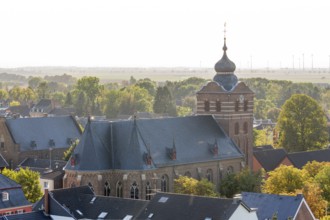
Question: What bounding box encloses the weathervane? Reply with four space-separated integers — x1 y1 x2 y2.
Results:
224 22 227 39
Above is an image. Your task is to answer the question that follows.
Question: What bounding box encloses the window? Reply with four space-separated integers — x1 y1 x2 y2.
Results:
243 122 248 134
130 181 139 199
116 181 123 198
70 182 76 188
235 122 239 135
244 100 248 111
161 175 169 192
16 210 23 214
216 100 221 112
235 101 239 112
104 181 111 196
43 181 49 189
227 166 234 174
2 192 9 201
184 171 191 177
146 181 152 200
206 169 213 182
204 100 210 112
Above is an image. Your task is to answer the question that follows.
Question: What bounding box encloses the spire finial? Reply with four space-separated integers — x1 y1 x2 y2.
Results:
223 22 227 51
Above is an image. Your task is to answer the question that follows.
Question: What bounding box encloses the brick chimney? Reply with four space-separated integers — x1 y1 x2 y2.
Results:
44 188 49 215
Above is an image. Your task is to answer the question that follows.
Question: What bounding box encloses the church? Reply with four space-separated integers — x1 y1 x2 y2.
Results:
63 34 254 200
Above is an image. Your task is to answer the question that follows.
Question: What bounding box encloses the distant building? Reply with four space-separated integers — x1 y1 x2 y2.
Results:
242 192 315 220
0 115 81 168
0 174 32 216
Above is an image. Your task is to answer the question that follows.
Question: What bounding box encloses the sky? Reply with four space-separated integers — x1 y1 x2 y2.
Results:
0 0 330 69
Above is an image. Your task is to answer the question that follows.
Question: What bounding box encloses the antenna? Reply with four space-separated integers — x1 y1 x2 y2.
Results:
224 22 227 39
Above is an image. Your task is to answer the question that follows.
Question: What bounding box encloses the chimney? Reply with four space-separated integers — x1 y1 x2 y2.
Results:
44 188 49 215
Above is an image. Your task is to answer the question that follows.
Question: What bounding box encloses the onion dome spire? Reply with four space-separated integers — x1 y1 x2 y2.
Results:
213 22 238 91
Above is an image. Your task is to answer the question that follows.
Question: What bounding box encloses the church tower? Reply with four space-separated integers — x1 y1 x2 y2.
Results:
196 25 254 168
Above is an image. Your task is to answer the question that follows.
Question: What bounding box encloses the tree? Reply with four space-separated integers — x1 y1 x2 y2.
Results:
65 91 73 106
63 140 79 161
277 94 328 152
75 92 87 116
119 86 153 115
76 76 102 114
37 81 49 99
153 86 177 116
2 168 42 203
176 106 192 117
28 77 42 90
135 78 157 96
236 169 263 193
104 90 121 118
302 181 327 219
315 165 330 202
174 176 218 197
262 165 304 194
219 173 239 198
253 128 273 146
0 89 9 100
254 99 275 119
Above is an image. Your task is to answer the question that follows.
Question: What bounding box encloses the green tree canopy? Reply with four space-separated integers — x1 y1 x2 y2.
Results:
153 86 177 116
276 94 328 152
262 165 304 194
76 76 102 114
174 176 218 197
2 168 42 203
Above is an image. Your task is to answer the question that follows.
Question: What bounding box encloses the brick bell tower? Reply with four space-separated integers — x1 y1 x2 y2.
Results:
196 24 254 168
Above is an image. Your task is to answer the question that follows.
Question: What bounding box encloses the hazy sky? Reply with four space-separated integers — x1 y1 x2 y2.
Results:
1 0 330 69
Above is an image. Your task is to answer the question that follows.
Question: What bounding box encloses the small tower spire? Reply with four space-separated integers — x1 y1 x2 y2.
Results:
223 22 227 52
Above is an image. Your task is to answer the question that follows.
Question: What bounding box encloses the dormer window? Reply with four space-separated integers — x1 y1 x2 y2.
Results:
2 192 9 201
49 139 55 147
31 140 37 149
144 152 152 165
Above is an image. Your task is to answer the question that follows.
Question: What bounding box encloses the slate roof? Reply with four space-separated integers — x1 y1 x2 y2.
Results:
253 148 287 171
7 105 30 117
253 145 274 152
0 174 30 209
0 153 8 168
49 185 148 219
1 211 51 220
49 107 75 116
5 116 81 151
65 115 243 171
19 158 67 172
33 99 52 109
136 193 243 220
242 192 306 220
287 148 330 169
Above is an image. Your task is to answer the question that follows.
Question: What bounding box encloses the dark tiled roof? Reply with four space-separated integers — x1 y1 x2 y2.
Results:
7 105 30 117
137 193 242 220
49 107 75 116
0 174 31 209
242 192 304 220
253 148 287 171
41 170 64 180
65 115 243 171
253 145 274 152
0 153 8 168
50 186 148 219
288 148 330 169
34 99 52 109
19 158 67 171
1 211 51 220
6 116 81 151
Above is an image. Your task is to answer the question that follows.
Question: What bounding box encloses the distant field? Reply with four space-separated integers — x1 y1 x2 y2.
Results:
1 67 330 84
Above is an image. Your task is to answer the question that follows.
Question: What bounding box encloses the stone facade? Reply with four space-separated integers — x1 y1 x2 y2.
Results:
64 158 242 199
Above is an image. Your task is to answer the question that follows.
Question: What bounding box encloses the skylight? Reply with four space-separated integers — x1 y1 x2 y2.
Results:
90 197 96 204
98 212 108 219
123 215 133 220
158 196 169 203
76 210 83 216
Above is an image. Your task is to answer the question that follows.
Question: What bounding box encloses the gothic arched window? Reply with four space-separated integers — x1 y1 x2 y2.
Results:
243 122 248 134
161 175 169 192
235 122 239 135
146 181 152 200
206 169 213 182
70 182 76 188
204 100 210 112
104 181 111 196
116 181 123 198
130 181 139 199
227 166 234 174
216 100 221 112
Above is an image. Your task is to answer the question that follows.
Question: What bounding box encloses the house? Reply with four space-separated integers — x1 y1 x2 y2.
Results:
0 210 51 220
5 105 30 118
241 192 315 220
30 99 54 117
0 174 32 216
0 115 82 168
253 148 288 172
286 148 330 169
63 36 255 199
19 158 67 191
136 192 257 220
32 186 257 220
